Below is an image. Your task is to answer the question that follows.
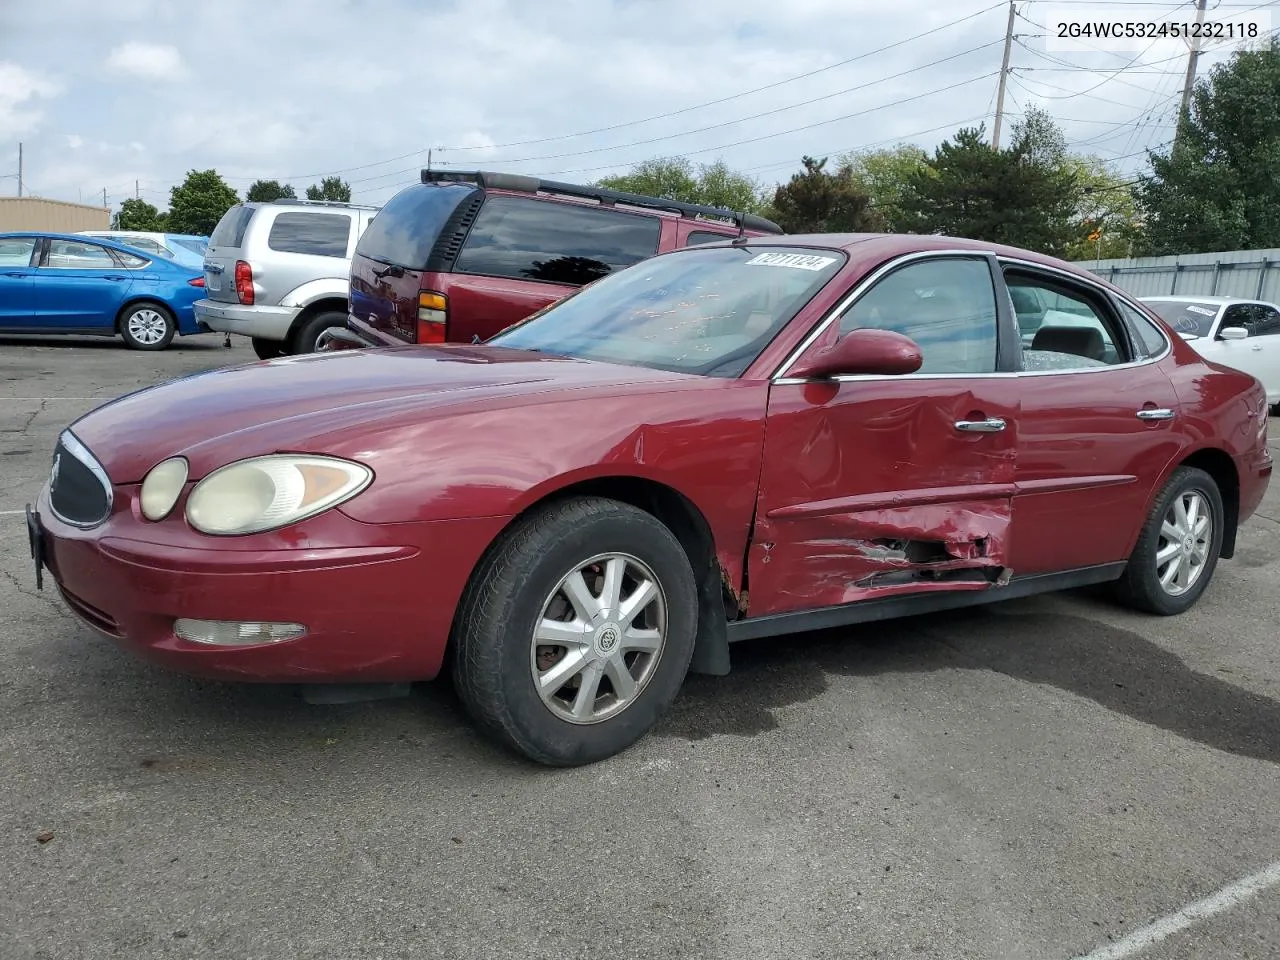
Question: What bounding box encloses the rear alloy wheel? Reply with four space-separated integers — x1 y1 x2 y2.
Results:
451 497 697 766
1113 466 1224 615
292 310 349 354
251 337 285 360
119 303 176 351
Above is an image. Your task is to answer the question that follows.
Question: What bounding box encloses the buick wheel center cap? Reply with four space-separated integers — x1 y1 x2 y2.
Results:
595 622 620 656
1184 536 1195 551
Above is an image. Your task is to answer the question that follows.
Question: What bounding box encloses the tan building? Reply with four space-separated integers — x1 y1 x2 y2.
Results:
0 197 110 233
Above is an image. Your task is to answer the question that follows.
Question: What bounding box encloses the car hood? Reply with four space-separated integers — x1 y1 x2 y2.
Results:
69 345 701 482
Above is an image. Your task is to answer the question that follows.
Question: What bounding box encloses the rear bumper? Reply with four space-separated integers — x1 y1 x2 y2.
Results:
346 314 409 348
194 299 298 341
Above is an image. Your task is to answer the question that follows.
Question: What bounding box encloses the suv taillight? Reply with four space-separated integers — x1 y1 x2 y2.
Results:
235 260 254 305
417 291 447 344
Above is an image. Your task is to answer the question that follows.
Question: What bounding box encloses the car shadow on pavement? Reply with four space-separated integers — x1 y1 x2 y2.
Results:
0 336 231 351
658 595 1280 766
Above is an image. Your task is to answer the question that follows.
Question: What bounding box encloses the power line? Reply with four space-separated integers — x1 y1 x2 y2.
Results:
433 1 1008 154
348 69 1000 188
428 41 1002 170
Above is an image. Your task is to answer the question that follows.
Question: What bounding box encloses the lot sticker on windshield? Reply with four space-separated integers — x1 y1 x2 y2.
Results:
744 252 838 271
1185 305 1217 316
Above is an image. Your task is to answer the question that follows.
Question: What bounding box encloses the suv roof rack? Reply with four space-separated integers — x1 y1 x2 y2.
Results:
267 198 382 211
420 169 784 235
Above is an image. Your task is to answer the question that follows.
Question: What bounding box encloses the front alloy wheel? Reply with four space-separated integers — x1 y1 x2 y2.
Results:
452 497 697 766
531 552 667 724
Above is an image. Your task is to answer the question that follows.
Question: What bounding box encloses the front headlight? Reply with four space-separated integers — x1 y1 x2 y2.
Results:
185 455 372 535
140 457 189 521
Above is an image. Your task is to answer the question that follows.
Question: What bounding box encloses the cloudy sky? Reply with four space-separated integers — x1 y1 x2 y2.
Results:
0 0 1266 214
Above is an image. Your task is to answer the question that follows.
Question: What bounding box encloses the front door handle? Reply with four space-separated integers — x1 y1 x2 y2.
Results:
1136 408 1176 421
103 275 127 282
1251 345 1264 352
955 418 1007 433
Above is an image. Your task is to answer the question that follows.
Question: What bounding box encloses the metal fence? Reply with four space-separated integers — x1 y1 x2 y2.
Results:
1074 248 1280 302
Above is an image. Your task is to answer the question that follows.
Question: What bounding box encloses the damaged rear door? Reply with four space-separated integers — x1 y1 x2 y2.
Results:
747 252 1020 617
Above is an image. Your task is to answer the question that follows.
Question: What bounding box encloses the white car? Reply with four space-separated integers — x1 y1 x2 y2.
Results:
1142 295 1280 412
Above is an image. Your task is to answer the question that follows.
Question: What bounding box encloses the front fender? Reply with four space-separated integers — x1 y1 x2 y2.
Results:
279 277 350 310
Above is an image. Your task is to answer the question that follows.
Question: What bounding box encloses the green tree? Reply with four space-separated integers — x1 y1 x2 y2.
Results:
597 157 767 213
766 155 883 234
246 179 297 202
113 198 167 232
306 176 352 202
838 144 930 232
897 122 1080 256
1135 37 1280 255
1065 156 1143 261
167 169 239 236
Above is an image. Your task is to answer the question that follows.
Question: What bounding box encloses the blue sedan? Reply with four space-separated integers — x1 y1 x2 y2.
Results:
0 231 213 350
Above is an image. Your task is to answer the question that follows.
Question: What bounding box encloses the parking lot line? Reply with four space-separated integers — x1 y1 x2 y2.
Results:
1072 859 1280 959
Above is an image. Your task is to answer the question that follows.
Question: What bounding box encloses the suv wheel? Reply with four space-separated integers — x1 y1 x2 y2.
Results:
292 310 348 354
451 497 697 766
251 337 285 360
119 302 176 351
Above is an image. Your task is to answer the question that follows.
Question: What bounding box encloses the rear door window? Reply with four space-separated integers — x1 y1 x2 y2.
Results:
43 240 116 269
455 196 661 286
267 212 352 257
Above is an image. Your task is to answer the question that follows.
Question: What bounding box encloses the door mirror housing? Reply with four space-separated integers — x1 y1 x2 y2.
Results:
788 328 923 379
1219 326 1249 341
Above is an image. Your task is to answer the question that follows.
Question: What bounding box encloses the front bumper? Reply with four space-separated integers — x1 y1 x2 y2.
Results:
194 299 299 341
30 482 509 684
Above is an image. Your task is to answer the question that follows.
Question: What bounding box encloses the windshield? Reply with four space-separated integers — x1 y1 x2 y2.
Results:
489 245 846 377
1144 300 1221 338
169 236 209 256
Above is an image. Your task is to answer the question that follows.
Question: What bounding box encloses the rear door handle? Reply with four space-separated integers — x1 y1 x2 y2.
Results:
955 418 1007 433
103 275 127 282
1251 345 1264 352
1136 408 1175 421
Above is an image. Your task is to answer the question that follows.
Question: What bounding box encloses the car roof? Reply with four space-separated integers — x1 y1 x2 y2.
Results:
726 232 1118 282
1142 295 1260 305
0 230 188 260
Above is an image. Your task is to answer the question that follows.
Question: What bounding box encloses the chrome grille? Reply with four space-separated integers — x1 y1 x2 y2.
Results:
48 431 112 527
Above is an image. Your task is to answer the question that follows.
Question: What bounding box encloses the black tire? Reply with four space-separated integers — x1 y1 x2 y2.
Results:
291 310 348 355
451 497 698 766
118 301 176 351
1112 466 1225 615
251 337 285 360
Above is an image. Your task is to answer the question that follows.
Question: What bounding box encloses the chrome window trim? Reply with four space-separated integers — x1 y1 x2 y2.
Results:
49 429 114 529
771 249 1172 383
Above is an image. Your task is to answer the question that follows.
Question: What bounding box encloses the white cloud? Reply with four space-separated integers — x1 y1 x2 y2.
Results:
66 134 84 149
0 62 61 139
105 41 185 80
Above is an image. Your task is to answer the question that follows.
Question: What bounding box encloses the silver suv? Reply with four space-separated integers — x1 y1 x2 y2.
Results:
196 199 380 358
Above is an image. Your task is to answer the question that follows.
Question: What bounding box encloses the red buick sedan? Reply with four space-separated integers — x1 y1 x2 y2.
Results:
27 234 1273 765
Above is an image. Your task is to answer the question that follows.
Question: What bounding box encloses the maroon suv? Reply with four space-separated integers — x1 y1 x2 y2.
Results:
322 170 784 349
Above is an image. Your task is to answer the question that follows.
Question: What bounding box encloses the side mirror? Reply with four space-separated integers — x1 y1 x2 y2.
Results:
788 328 923 379
1220 326 1249 341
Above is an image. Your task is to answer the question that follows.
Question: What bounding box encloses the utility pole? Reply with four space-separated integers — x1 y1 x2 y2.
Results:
135 179 139 200
992 0 1017 150
1175 0 1209 150
102 187 107 208
17 142 22 197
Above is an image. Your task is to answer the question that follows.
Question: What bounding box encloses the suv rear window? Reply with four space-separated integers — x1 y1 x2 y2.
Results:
355 182 479 268
455 196 661 286
210 205 256 249
267 212 352 257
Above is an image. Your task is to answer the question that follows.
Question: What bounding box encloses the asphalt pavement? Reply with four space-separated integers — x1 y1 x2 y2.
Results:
2 332 1280 960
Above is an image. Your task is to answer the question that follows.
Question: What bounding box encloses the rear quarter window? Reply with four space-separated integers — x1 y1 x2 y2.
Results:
355 182 479 268
266 212 352 258
454 195 661 286
686 230 735 246
1117 301 1169 357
